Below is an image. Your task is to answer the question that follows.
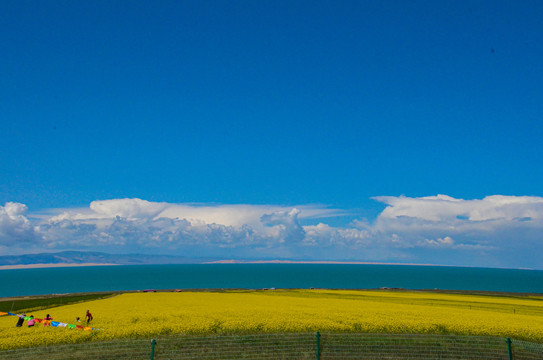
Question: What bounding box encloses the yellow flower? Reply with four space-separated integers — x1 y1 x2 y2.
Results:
1 289 542 350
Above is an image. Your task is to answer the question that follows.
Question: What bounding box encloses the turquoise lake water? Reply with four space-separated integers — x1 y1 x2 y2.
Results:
1 264 542 297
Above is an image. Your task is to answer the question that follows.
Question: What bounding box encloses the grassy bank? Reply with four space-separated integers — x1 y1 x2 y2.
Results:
0 292 116 314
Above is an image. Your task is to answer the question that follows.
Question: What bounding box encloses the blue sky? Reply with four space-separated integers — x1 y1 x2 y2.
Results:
1 1 543 268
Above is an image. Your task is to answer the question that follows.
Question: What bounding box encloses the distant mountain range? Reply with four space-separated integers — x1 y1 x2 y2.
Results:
0 251 213 266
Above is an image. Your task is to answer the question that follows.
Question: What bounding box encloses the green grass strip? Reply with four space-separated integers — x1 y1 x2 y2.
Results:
0 293 115 313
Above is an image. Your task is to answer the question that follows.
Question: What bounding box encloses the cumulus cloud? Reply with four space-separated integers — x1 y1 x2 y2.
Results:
2 196 543 268
368 195 543 267
50 199 341 227
374 194 543 222
418 236 455 247
261 208 305 244
34 199 342 257
371 195 543 241
0 202 38 247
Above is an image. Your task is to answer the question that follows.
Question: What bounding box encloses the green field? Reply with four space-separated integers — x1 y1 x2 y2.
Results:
0 292 115 314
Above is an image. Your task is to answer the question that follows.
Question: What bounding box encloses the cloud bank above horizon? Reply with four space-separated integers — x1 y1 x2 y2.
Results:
1 195 542 269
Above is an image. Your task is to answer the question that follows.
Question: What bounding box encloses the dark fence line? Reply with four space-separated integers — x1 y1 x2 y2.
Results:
1 333 543 359
146 333 543 360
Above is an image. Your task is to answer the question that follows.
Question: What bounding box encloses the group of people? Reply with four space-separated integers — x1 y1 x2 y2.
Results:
16 310 93 328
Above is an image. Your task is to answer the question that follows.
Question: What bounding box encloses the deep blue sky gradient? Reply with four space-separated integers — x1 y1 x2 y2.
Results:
2 0 543 219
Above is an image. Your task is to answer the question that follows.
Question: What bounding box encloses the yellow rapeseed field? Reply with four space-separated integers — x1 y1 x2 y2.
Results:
1 289 542 350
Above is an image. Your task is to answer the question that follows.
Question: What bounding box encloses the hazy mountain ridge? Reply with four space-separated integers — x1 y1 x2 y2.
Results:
0 251 211 266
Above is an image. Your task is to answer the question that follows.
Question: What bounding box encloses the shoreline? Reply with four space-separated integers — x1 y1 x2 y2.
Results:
0 263 120 270
204 260 536 270
206 260 456 266
0 261 536 271
1 287 542 302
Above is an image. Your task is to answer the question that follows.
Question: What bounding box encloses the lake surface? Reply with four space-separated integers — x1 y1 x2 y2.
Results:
1 264 542 298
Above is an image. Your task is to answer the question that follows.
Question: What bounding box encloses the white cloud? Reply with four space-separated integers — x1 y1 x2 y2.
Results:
91 198 169 219
371 195 543 242
374 194 543 222
260 208 305 244
35 199 340 255
0 202 38 247
49 199 341 228
2 196 543 268
367 195 543 267
419 236 454 247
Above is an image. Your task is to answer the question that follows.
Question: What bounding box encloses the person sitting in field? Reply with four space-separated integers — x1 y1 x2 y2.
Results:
16 313 25 327
76 316 80 322
43 314 53 326
27 315 35 327
85 310 93 324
